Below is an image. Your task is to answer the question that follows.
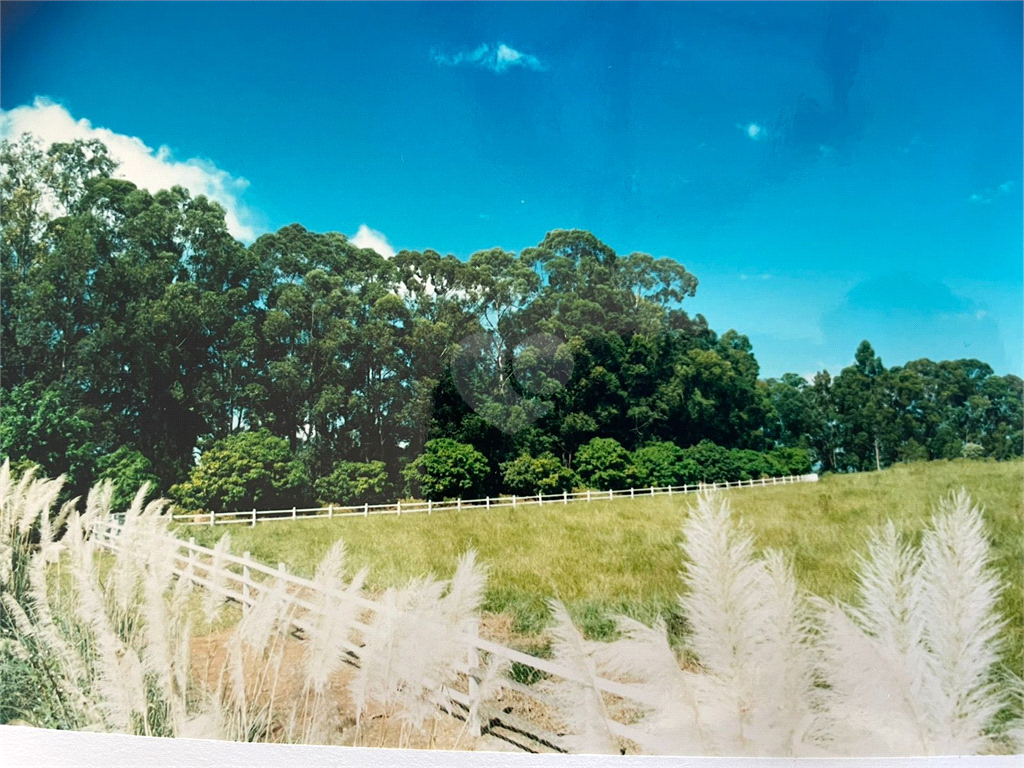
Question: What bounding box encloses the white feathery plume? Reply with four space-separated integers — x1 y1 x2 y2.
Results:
813 490 1011 756
538 599 619 755
587 614 714 755
753 549 826 755
461 652 511 745
303 555 367 694
677 491 771 753
349 551 487 735
202 533 233 624
83 478 114 527
917 489 1007 754
349 576 446 728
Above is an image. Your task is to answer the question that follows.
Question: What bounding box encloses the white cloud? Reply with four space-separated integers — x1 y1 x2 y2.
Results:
350 224 396 259
968 180 1014 205
0 97 262 242
432 43 545 73
737 122 765 140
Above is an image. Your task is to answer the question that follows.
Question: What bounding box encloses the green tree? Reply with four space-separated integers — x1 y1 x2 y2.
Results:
95 446 161 512
0 383 99 497
961 442 986 460
500 452 578 495
632 441 696 487
314 461 391 506
575 437 637 490
679 440 746 484
169 429 309 513
402 438 489 501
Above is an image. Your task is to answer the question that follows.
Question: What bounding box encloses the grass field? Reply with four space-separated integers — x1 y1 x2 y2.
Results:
184 459 1023 675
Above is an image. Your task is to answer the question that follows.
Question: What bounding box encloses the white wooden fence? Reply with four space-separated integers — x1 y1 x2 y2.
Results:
172 473 820 527
90 517 699 753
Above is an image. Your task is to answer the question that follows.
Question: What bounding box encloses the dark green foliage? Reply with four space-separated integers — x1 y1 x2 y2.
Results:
500 452 579 496
402 438 489 501
0 383 99 498
169 429 309 512
2 133 1021 504
676 440 742 484
899 439 931 464
632 441 697 487
314 460 391 505
575 437 638 490
95 446 161 512
768 447 813 476
0 647 72 728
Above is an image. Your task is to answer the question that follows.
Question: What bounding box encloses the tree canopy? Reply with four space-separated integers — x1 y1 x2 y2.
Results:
2 133 1020 510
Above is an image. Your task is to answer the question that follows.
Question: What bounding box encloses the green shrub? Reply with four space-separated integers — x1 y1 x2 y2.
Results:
679 440 743 484
575 437 638 490
898 439 930 464
402 438 489 501
315 460 391 505
632 441 697 487
96 446 161 511
0 382 99 496
169 429 309 512
768 446 813 475
962 442 986 460
501 452 579 496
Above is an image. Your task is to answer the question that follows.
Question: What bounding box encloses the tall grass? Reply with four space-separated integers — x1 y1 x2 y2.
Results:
539 490 1021 756
0 460 485 747
189 459 1022 675
2 458 1021 755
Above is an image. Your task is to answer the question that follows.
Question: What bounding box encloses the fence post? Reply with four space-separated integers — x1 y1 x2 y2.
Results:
251 508 257 527
668 485 673 497
538 492 542 506
242 551 251 615
467 620 481 738
650 486 655 496
486 496 490 511
209 510 215 527
428 499 433 515
587 489 592 502
328 503 333 520
512 494 517 509
457 498 461 512
364 502 369 517
609 489 613 500
291 506 296 520
188 537 197 587
563 490 568 505
397 500 402 516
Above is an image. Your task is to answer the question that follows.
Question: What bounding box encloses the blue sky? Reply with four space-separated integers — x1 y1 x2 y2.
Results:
2 1 1021 378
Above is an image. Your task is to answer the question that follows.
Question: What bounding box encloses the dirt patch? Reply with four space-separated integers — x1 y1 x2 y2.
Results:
189 626 496 750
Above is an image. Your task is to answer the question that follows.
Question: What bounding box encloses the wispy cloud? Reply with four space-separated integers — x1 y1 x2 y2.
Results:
0 97 263 242
350 224 396 259
738 122 766 141
432 43 545 73
968 181 1014 205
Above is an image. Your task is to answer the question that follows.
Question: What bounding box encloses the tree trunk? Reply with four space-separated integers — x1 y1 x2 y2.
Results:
874 435 882 472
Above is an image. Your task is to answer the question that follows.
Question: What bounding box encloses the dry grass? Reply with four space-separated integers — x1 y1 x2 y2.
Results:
185 459 1023 677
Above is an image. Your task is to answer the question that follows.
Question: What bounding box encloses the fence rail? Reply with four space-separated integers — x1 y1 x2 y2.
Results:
90 516 703 753
171 473 819 526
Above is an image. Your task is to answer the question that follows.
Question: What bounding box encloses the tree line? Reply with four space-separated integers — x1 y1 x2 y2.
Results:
1 135 1020 510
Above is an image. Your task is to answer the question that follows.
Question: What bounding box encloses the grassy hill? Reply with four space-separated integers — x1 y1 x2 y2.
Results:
185 458 1022 674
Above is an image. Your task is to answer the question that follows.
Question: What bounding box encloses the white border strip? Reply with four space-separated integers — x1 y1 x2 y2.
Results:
1 726 1018 768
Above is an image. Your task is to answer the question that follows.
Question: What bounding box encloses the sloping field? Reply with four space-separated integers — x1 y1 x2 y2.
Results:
185 459 1023 675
